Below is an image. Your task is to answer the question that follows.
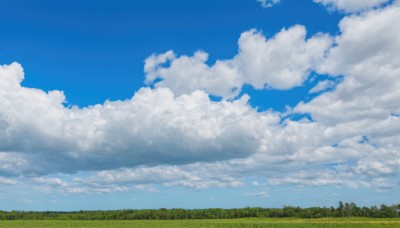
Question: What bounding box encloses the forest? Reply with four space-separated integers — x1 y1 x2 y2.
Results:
0 202 399 220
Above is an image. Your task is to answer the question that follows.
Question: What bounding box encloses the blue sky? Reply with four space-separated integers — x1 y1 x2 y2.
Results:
1 0 341 109
0 0 399 211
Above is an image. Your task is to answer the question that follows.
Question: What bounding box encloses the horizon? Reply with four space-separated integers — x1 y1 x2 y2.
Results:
0 200 398 212
0 0 399 211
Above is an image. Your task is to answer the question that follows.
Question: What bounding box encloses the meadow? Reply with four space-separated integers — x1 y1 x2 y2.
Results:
1 218 400 228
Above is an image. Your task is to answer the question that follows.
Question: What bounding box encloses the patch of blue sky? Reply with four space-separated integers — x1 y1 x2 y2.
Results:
1 0 342 109
359 135 369 144
323 160 358 170
280 113 314 123
240 74 333 112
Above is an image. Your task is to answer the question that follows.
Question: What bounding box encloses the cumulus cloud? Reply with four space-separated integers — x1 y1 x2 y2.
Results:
0 62 281 175
145 50 242 99
145 25 332 99
234 27 331 90
1 2 400 196
292 3 400 188
297 3 400 124
313 0 390 13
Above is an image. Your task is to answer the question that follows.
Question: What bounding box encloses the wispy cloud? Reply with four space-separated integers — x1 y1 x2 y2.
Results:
244 191 269 198
257 0 281 8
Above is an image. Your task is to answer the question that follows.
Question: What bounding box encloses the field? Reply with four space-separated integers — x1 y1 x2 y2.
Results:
1 218 400 228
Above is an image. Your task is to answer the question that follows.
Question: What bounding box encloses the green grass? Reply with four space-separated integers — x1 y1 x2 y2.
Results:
1 218 400 228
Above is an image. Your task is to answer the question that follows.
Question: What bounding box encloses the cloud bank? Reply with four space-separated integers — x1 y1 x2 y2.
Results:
1 62 283 175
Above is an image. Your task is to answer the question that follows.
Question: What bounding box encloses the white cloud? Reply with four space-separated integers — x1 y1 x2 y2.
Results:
244 191 269 197
134 184 158 192
164 177 244 189
84 165 245 190
1 3 400 196
145 50 242 99
313 0 390 13
65 185 128 194
266 170 374 189
31 177 68 187
0 152 29 175
297 3 400 124
0 62 281 175
309 80 336 94
234 27 331 90
0 177 18 185
257 0 280 8
291 3 400 190
145 25 332 99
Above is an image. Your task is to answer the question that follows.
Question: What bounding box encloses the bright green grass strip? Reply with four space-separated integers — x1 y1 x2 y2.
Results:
1 218 400 228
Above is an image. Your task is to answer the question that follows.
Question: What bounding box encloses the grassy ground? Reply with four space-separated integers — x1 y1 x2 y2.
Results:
1 218 400 227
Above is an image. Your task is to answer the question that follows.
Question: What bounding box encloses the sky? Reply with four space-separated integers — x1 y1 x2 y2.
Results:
0 0 399 211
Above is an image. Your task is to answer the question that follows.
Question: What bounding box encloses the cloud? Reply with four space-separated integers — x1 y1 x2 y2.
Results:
1 3 400 196
145 25 332 99
244 191 269 197
0 152 29 175
0 177 18 185
31 177 68 187
292 3 400 189
234 27 331 90
309 80 336 94
0 62 281 175
266 170 372 189
134 184 158 192
64 185 128 194
257 0 280 8
297 3 400 124
251 181 260 186
145 50 242 99
83 165 245 190
164 177 243 189
313 0 390 13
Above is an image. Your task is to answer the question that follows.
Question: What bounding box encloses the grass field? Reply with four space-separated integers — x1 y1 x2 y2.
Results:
1 218 400 228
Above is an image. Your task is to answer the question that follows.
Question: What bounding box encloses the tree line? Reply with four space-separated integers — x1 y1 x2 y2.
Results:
0 202 399 220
